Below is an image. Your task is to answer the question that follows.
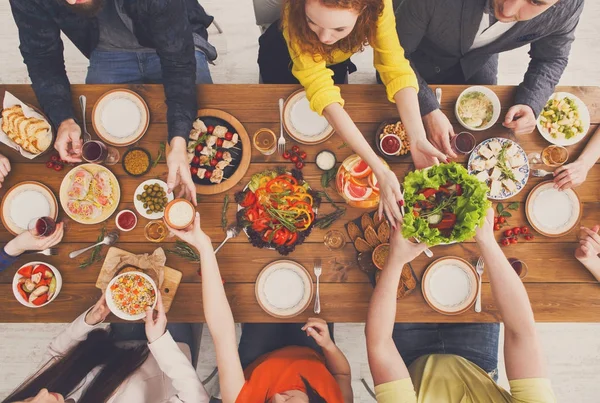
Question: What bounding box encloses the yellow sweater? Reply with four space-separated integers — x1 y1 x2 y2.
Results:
282 0 418 115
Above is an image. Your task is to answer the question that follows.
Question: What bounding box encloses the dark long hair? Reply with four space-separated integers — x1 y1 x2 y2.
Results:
2 329 149 403
266 377 328 403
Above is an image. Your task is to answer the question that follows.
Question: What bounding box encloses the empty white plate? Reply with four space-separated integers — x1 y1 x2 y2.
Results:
526 181 581 237
255 260 313 318
1 182 58 235
93 89 149 146
283 89 334 145
422 257 478 315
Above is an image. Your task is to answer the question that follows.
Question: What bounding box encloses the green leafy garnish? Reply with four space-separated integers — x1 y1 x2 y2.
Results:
402 163 491 246
152 142 166 168
221 194 229 231
79 226 105 269
321 168 337 189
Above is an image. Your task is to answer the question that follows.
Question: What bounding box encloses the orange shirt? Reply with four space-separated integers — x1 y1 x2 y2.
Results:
236 346 344 403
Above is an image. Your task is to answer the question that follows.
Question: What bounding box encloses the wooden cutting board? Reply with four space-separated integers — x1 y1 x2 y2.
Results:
95 247 182 313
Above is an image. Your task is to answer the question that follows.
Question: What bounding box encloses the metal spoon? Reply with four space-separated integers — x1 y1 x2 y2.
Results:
69 231 119 258
79 95 92 143
214 226 240 254
435 87 442 105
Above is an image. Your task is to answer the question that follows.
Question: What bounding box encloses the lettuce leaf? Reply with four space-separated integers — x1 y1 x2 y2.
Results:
402 162 490 246
248 170 277 192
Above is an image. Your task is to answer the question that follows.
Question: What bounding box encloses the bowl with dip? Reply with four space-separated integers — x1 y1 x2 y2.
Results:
422 257 479 315
164 199 195 230
315 150 337 171
374 120 410 161
115 210 137 232
283 89 335 145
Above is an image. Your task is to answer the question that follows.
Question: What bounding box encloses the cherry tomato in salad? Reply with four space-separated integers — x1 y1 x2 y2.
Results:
215 150 223 160
225 131 233 141
204 170 213 179
192 156 200 165
210 158 218 167
292 145 300 153
216 138 224 147
286 231 298 246
501 238 510 247
195 144 204 152
190 167 198 176
207 125 214 134
299 151 307 160
504 229 513 237
295 161 304 169
513 227 521 235
521 226 530 234
282 151 291 159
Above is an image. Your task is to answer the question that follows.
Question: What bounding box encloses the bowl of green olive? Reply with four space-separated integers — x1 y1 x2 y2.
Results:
133 179 174 219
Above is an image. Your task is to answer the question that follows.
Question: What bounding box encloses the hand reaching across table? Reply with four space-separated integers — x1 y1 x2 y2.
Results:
54 118 83 162
422 109 458 159
84 294 111 326
388 219 429 266
167 212 211 252
3 222 65 257
410 135 448 169
0 153 11 188
145 292 168 343
575 225 600 281
167 137 197 207
502 104 536 135
554 126 600 191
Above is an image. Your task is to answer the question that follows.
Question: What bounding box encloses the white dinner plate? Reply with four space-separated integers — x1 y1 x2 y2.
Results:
526 181 582 237
133 179 173 219
1 182 58 235
255 260 313 319
536 92 591 146
422 257 478 315
283 89 334 145
92 89 150 146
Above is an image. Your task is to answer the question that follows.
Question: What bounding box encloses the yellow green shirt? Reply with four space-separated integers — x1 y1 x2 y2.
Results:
375 354 556 403
282 0 419 115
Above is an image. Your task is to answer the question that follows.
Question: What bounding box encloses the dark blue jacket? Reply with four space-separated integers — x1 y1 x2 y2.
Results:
10 0 216 142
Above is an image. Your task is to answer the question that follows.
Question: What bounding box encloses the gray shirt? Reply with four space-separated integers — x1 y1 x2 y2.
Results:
97 0 155 52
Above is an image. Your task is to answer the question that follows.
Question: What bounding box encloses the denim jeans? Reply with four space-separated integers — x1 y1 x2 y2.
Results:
393 323 500 381
238 323 335 370
86 49 213 84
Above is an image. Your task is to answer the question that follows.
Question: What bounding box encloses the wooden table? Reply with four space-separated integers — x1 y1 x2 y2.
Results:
1 84 599 323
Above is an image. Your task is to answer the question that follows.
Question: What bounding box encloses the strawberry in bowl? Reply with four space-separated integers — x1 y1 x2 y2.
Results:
12 262 62 308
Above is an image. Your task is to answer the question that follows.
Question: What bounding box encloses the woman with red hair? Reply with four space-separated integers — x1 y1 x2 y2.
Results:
259 0 449 223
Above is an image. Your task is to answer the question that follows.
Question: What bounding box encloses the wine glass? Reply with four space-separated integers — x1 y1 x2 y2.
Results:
508 258 528 279
82 140 120 165
451 132 476 154
28 216 57 238
527 145 568 167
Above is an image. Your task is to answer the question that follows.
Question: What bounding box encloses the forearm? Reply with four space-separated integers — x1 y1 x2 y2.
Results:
323 103 388 177
477 236 536 335
322 343 351 376
577 126 600 168
393 87 428 142
581 259 600 282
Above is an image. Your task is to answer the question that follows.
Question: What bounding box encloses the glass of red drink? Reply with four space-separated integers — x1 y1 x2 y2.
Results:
451 132 476 155
508 258 528 279
82 140 120 165
28 216 57 238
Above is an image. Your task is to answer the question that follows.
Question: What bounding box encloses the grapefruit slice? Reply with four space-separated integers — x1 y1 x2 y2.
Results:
349 175 370 187
342 154 362 171
349 159 372 178
336 170 346 193
350 198 380 209
368 172 379 192
344 182 373 202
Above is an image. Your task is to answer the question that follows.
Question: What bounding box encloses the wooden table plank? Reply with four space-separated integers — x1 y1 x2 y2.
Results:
1 282 599 323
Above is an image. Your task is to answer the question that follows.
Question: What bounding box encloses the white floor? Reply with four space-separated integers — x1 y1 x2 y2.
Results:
1 1 600 402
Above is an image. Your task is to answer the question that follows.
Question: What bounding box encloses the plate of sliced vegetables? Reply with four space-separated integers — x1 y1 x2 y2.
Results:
537 92 590 146
13 262 62 308
236 169 320 255
402 163 491 246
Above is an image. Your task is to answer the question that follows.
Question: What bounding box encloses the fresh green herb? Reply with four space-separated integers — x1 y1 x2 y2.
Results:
79 227 106 269
500 211 512 218
314 208 346 229
507 202 519 211
338 142 349 150
152 142 166 168
321 168 337 189
497 144 516 181
221 194 229 231
166 240 201 263
496 203 504 214
196 194 202 204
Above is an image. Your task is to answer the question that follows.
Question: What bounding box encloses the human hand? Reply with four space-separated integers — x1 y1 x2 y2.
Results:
167 137 197 206
502 105 536 135
474 207 495 244
167 212 211 252
553 158 592 191
145 292 167 343
302 317 334 350
375 168 404 225
85 294 110 326
54 119 82 163
410 136 447 169
4 222 65 257
0 153 11 188
575 225 600 260
388 220 428 264
422 109 457 158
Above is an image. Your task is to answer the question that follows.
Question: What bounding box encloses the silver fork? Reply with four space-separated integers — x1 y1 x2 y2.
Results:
475 256 484 313
313 258 322 314
531 168 553 178
277 98 286 155
22 248 58 256
79 95 92 143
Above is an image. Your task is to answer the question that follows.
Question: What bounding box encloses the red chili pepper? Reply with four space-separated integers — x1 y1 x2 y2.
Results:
420 188 437 199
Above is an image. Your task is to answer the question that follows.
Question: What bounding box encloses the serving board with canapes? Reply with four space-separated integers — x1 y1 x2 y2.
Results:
344 210 418 299
185 108 251 195
255 260 313 319
95 247 182 314
422 257 479 315
525 181 582 238
92 89 150 146
1 181 58 235
59 164 121 225
283 89 335 145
